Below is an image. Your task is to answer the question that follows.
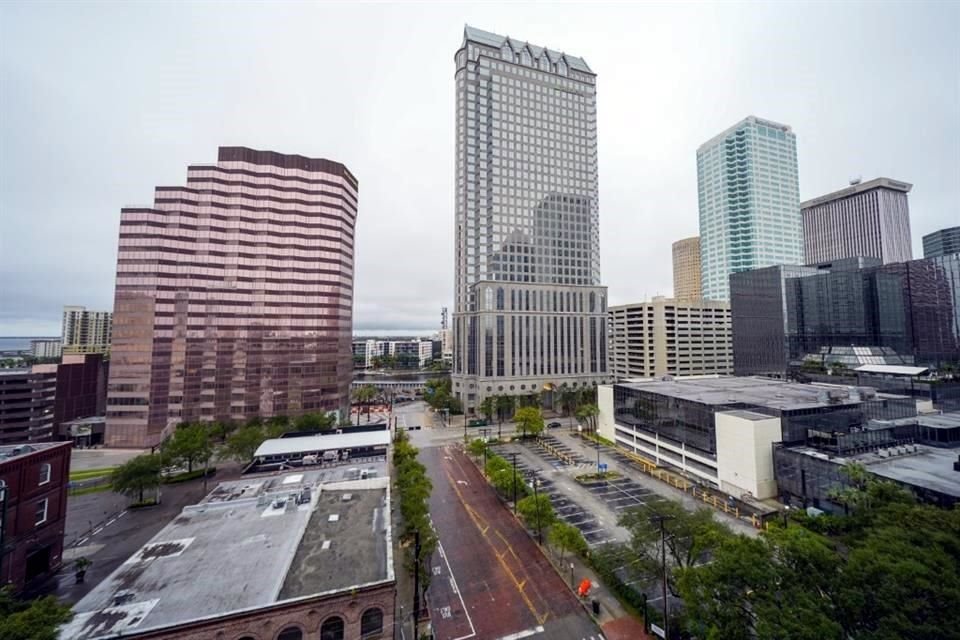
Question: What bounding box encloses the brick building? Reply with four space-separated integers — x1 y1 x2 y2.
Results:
0 441 71 592
64 467 395 640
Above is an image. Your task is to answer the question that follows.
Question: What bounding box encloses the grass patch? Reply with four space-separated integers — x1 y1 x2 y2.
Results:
582 433 615 447
575 471 622 483
70 467 116 481
162 468 217 484
69 484 111 497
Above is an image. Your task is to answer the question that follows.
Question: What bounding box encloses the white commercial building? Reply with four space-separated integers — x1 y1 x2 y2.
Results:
801 177 913 265
30 339 62 359
61 305 112 354
598 377 915 500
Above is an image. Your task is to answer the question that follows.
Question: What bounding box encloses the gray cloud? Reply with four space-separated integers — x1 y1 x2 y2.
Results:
1 2 957 335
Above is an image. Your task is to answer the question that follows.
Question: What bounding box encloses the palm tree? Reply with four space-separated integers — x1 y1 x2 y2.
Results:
479 397 494 424
353 384 378 424
575 403 599 435
495 395 515 439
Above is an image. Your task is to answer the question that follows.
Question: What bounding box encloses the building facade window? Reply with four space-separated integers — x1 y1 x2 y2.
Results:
320 617 344 640
276 627 303 640
360 608 384 638
39 463 51 485
35 498 48 526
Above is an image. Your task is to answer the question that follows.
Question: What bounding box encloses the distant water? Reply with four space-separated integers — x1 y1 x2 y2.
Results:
0 337 58 352
353 329 436 338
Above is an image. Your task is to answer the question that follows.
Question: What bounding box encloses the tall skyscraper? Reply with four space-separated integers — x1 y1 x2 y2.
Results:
61 305 112 355
923 226 960 258
802 178 913 264
452 26 608 413
672 236 702 301
106 147 358 447
697 116 802 301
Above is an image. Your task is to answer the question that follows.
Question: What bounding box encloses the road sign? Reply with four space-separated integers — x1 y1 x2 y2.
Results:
598 463 608 472
651 623 666 638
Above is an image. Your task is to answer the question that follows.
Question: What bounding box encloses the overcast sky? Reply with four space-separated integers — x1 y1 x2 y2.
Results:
1 1 957 336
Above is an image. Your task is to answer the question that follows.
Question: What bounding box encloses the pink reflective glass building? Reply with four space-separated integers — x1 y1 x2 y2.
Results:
106 147 358 447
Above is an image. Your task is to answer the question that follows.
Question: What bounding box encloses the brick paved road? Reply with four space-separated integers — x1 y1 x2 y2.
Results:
423 445 604 640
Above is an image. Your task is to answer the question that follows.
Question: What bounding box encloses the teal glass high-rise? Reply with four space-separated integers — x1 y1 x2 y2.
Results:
697 116 802 301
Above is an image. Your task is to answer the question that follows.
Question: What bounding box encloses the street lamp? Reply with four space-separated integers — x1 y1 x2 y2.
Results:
531 471 543 544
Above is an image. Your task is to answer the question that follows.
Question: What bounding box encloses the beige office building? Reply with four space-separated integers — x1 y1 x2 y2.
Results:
672 236 702 301
608 297 732 379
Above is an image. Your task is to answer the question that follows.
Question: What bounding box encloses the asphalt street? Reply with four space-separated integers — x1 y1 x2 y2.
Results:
422 443 604 640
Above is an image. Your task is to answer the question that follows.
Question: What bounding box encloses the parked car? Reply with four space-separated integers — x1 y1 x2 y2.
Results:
547 421 562 429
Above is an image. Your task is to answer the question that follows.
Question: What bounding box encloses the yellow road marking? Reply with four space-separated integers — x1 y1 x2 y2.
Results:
442 457 549 625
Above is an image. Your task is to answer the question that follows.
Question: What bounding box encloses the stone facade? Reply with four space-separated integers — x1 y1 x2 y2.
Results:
121 582 395 640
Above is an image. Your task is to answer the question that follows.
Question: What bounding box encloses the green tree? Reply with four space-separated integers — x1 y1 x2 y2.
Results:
265 415 290 438
558 384 579 418
517 493 555 536
478 397 494 423
467 438 487 459
575 403 600 434
219 423 269 462
0 587 73 640
110 453 162 503
495 394 515 428
619 499 731 597
208 420 237 444
485 454 511 477
293 412 336 432
163 422 212 473
513 406 544 440
549 521 588 563
490 467 520 500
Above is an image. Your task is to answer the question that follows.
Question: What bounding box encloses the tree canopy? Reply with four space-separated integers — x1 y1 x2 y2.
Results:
549 521 588 562
110 453 162 503
513 406 544 439
0 587 73 640
517 493 555 534
163 423 212 473
672 473 960 640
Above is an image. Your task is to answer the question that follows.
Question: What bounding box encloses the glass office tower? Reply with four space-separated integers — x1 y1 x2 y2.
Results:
731 254 960 375
697 116 802 301
451 26 609 414
106 147 358 447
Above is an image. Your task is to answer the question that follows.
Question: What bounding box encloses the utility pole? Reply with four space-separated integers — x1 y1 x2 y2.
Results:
413 530 421 640
650 514 673 638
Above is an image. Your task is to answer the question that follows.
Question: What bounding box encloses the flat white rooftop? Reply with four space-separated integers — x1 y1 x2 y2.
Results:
61 469 393 640
255 429 391 458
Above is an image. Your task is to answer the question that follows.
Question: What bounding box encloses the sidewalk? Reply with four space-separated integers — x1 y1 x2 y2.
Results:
540 542 651 640
462 446 651 640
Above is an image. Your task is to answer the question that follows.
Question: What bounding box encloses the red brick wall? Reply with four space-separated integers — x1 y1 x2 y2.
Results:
0 442 71 590
124 582 395 640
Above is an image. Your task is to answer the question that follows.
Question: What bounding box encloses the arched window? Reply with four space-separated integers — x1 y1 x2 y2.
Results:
360 608 384 638
539 56 550 71
320 617 344 640
558 59 568 76
521 49 531 66
236 636 257 640
276 627 303 640
501 43 512 61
